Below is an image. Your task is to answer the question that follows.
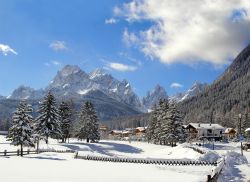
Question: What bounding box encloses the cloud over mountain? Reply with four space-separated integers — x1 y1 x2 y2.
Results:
115 0 250 66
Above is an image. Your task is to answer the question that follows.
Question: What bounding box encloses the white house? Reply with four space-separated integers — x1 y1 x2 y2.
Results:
186 123 224 140
0 131 8 135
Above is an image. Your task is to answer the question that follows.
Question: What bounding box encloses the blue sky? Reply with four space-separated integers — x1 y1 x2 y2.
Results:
0 0 250 97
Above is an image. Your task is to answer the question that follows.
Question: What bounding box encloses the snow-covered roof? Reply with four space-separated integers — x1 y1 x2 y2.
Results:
224 128 236 134
110 130 132 134
188 123 224 130
136 127 147 132
0 131 8 135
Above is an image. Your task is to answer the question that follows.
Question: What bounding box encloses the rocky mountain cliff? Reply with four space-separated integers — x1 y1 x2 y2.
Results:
179 45 250 127
170 82 207 102
142 85 168 111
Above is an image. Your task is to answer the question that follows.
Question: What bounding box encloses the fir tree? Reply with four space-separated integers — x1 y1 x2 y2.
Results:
165 102 186 146
58 101 72 143
34 92 61 144
7 101 35 156
76 101 100 143
243 113 250 136
146 104 158 143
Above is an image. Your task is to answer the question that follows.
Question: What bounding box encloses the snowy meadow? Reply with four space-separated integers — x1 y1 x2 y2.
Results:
1 135 249 182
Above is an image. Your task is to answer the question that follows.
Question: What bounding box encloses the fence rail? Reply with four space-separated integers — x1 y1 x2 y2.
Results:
0 148 75 157
74 153 218 166
207 157 225 182
0 149 38 156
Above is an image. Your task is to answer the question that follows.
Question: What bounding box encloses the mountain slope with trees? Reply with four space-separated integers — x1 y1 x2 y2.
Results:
178 45 250 127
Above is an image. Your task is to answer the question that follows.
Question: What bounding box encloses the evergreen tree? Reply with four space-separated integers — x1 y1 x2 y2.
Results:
165 102 186 146
243 113 250 136
146 99 169 144
34 92 61 144
76 101 100 143
146 99 186 146
59 101 72 143
7 101 35 156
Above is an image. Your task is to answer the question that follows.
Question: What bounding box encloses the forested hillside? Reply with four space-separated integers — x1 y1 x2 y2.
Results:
179 45 250 127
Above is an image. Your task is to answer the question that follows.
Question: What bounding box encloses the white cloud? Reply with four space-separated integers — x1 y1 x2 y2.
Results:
105 18 118 24
51 60 61 66
115 0 250 66
49 41 68 51
123 28 139 47
107 62 137 72
170 82 183 89
0 44 17 56
44 60 62 67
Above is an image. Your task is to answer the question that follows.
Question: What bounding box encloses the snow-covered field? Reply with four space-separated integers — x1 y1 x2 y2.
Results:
0 135 249 182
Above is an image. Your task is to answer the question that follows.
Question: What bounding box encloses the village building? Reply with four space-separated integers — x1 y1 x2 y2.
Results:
0 131 8 136
99 125 109 139
135 127 147 136
186 123 224 141
224 128 237 139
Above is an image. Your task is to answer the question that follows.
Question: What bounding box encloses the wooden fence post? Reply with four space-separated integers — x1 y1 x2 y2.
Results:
4 150 7 156
17 149 19 156
207 175 211 182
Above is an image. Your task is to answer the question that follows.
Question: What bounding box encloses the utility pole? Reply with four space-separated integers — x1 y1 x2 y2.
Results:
239 113 243 156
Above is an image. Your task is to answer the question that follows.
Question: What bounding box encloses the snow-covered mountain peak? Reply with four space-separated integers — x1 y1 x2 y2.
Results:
9 85 44 100
142 84 168 111
89 68 107 79
60 65 81 77
170 82 207 102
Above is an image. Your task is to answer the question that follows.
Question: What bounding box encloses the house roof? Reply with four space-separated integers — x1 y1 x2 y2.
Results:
224 128 236 134
135 127 147 132
188 123 224 130
0 131 8 135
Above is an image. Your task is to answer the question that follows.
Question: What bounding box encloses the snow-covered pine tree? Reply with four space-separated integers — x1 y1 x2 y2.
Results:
165 102 186 146
34 92 61 144
146 104 158 143
146 99 168 144
76 101 100 143
7 101 35 156
59 101 72 143
157 99 172 145
243 113 250 136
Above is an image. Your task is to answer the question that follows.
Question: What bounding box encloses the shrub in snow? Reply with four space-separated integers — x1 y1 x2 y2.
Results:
199 151 221 163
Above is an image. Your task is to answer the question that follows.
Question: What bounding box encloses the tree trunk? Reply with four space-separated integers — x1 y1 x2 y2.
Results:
37 139 40 153
46 135 48 144
20 144 23 157
87 138 89 143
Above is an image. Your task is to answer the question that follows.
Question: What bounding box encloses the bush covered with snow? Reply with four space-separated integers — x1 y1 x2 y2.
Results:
198 151 221 163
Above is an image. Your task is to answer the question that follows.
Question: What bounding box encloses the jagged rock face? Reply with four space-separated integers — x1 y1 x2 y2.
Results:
8 86 44 100
169 92 185 103
7 65 142 114
142 85 168 110
46 65 97 98
3 66 142 121
170 82 207 102
89 69 142 110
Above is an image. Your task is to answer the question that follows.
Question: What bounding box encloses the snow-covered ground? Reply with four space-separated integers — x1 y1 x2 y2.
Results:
0 136 216 182
0 135 249 182
203 142 250 182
